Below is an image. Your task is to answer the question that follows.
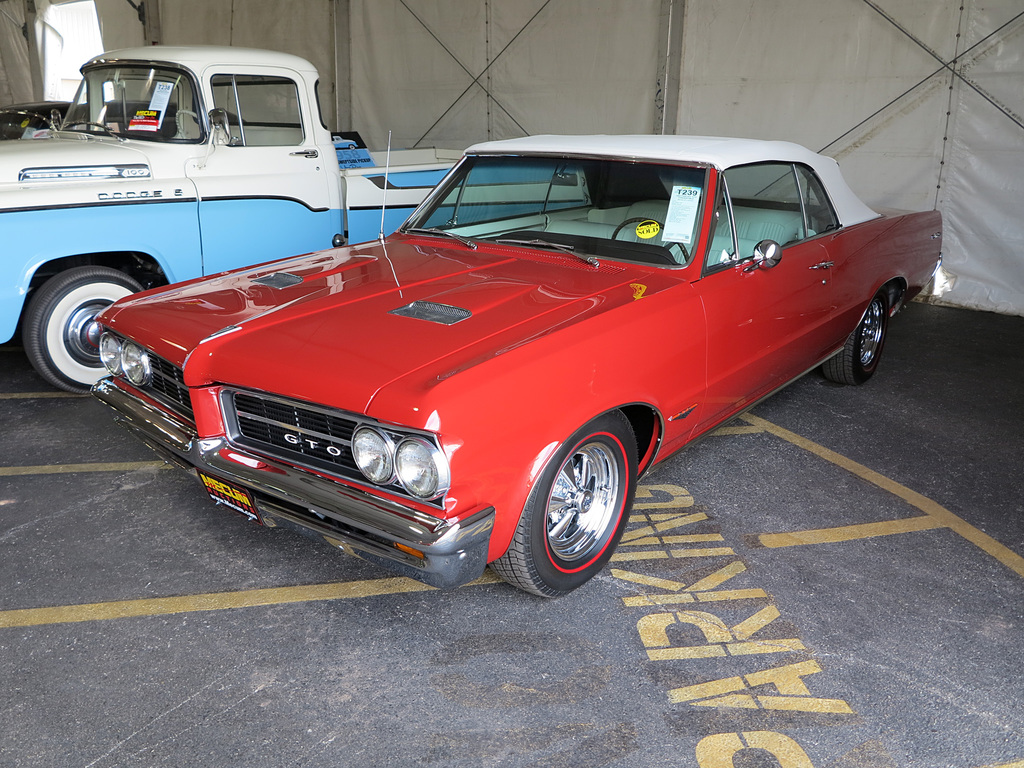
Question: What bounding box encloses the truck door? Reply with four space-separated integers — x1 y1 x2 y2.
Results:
186 71 339 275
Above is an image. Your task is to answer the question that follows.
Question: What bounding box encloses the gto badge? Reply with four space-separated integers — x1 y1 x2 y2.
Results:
283 432 344 457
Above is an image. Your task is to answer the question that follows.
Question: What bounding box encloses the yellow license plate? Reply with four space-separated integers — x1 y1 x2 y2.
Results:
197 471 262 524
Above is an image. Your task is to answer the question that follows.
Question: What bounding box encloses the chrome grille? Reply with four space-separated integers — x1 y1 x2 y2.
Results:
230 391 360 477
146 354 193 419
222 390 445 508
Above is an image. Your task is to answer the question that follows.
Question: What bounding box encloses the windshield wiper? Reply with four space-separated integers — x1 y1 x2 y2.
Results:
404 227 477 250
495 238 599 267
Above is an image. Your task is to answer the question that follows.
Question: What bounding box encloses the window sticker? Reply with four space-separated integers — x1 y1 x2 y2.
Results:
148 81 173 114
663 185 702 244
635 220 661 239
128 110 160 131
129 82 173 132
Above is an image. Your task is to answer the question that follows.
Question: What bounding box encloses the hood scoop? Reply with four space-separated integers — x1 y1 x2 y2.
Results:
252 272 303 289
389 300 472 325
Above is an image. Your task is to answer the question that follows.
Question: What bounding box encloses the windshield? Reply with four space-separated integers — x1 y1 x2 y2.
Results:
404 155 709 266
62 64 203 143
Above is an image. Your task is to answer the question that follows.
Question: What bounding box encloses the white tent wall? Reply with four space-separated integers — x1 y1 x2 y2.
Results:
674 0 1024 316
93 0 144 49
936 2 1024 316
0 0 34 105
349 0 664 150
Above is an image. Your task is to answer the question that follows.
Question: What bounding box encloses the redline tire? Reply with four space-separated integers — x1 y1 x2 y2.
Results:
492 411 637 597
22 266 141 392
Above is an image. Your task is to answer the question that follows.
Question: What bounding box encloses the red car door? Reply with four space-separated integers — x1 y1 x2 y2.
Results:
695 163 838 433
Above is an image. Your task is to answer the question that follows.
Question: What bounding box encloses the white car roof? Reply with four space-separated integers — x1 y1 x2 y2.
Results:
466 134 879 226
86 46 319 76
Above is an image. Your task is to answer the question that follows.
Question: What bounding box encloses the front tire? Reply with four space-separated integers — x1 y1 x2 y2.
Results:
492 412 637 597
22 266 142 393
822 292 888 385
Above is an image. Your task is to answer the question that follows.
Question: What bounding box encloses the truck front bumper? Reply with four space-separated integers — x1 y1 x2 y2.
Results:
92 378 494 589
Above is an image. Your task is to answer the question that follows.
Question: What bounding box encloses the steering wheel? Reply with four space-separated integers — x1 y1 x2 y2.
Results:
612 217 689 263
175 109 199 138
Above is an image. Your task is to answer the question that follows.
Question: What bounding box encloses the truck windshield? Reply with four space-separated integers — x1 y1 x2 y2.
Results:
403 155 709 267
62 64 203 143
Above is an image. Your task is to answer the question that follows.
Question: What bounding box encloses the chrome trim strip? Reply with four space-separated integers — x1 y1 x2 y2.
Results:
92 378 493 588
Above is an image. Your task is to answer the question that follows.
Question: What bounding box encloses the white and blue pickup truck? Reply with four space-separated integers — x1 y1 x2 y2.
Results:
0 46 458 391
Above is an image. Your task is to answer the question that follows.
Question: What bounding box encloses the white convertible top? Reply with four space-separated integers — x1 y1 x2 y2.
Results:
467 134 879 226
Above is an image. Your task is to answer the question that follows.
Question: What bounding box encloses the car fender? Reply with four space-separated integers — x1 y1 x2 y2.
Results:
366 279 708 561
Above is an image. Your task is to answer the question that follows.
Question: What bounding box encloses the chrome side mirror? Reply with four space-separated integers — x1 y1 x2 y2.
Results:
744 239 782 271
207 108 232 144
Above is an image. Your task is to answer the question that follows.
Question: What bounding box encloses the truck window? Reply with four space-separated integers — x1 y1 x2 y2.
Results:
211 74 304 147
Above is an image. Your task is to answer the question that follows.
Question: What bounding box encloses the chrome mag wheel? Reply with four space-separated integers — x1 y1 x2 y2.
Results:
545 441 621 562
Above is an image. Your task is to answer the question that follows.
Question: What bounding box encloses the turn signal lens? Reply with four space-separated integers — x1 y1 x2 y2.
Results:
99 333 122 375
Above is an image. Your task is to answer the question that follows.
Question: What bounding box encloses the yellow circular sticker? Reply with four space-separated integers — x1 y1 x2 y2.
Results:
635 220 661 239
20 118 30 128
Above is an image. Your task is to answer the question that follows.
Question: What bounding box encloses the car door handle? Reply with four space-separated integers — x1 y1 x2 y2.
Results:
290 149 319 158
809 261 834 270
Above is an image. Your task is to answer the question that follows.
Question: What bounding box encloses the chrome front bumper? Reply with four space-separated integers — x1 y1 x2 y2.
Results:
92 378 494 589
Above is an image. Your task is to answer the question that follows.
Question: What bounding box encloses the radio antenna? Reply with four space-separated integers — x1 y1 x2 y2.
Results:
378 130 392 243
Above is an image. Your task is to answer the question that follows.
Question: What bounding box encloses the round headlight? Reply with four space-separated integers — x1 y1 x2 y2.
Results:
99 333 122 375
395 438 449 499
351 427 394 484
121 341 151 386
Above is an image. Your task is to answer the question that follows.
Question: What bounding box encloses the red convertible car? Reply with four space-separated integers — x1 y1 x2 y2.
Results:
92 135 942 596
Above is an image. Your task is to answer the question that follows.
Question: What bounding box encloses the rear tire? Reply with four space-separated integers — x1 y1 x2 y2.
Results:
22 266 141 393
492 411 637 597
823 292 888 385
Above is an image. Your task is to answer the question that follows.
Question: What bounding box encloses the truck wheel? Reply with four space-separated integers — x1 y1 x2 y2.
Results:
822 292 888 385
492 412 637 597
23 266 142 393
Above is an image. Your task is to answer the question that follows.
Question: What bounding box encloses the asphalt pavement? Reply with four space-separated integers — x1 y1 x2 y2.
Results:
1 301 1022 767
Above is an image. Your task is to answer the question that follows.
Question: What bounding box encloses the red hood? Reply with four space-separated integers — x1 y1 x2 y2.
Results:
101 233 674 416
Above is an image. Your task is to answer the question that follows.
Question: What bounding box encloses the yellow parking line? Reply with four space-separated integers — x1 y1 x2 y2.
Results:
742 413 1024 578
757 516 945 548
0 571 502 629
0 461 167 477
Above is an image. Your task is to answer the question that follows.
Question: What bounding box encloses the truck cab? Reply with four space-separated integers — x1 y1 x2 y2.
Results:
0 46 455 392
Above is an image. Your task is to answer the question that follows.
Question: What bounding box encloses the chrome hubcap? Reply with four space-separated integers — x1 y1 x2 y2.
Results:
858 298 885 367
546 441 620 561
63 301 111 365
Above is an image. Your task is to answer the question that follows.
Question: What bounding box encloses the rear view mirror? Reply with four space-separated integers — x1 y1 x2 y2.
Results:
208 108 232 144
